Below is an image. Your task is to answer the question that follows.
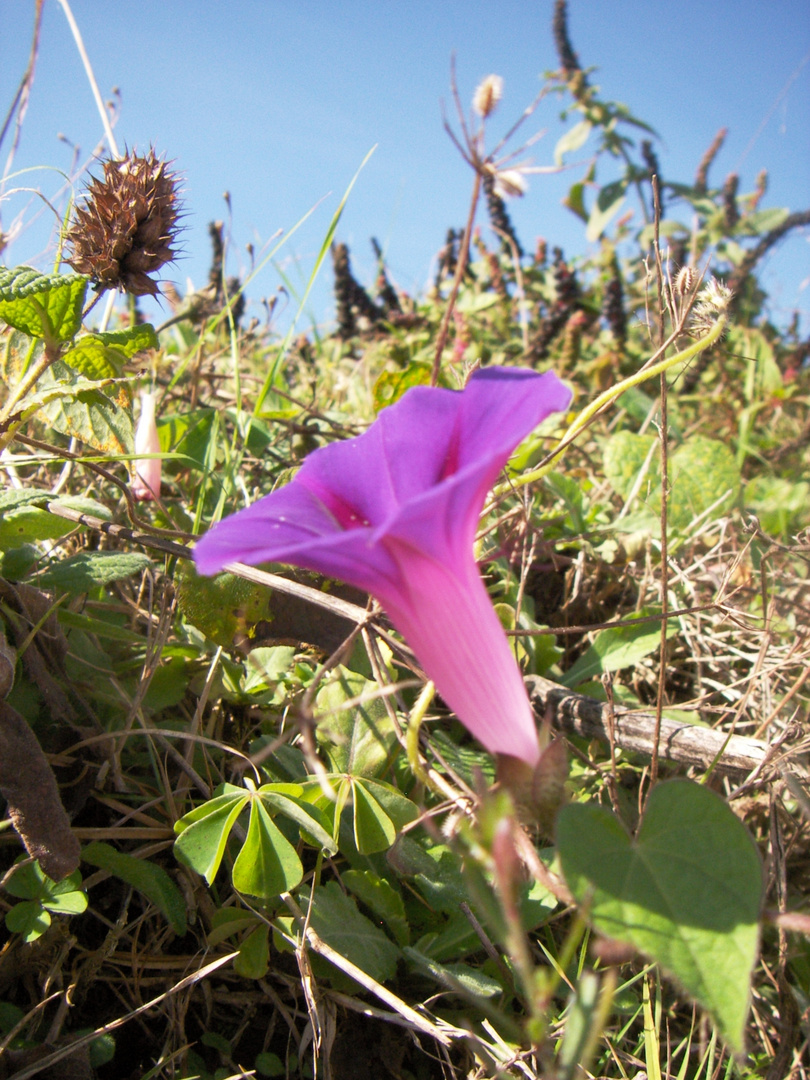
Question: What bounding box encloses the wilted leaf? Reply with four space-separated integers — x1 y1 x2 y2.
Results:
0 700 80 880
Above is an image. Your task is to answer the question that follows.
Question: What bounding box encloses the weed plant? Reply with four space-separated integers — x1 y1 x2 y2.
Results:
0 3 808 1079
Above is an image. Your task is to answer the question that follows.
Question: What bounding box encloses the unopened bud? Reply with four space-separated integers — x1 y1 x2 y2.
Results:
132 391 162 500
473 75 503 118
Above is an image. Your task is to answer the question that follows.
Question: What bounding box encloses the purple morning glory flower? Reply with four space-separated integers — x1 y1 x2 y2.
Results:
194 367 571 766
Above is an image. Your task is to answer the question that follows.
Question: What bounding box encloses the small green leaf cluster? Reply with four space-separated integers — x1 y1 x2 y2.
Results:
3 859 87 942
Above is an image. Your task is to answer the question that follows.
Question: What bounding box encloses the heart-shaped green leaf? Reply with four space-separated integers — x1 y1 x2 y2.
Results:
556 780 762 1053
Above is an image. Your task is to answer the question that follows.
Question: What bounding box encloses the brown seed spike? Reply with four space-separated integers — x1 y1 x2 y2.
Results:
65 149 182 297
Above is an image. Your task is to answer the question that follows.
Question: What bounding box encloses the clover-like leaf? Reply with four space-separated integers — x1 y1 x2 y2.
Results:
232 796 303 898
352 778 397 854
173 787 250 884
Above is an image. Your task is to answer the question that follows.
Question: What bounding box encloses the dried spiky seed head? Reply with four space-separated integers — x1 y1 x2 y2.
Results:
473 74 503 118
65 149 182 297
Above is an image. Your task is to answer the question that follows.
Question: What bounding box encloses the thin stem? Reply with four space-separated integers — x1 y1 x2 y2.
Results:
54 0 119 158
0 336 62 435
650 175 667 792
501 313 728 494
431 170 481 385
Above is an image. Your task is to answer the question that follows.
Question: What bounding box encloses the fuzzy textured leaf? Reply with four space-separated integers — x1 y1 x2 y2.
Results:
34 359 134 453
298 881 400 983
36 551 152 593
0 265 87 341
316 669 399 778
342 869 410 946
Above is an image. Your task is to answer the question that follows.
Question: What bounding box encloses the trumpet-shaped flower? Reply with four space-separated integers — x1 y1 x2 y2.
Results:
193 367 571 765
132 391 162 501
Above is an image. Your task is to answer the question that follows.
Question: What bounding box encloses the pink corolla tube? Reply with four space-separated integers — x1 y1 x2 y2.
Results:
132 391 162 501
193 367 571 766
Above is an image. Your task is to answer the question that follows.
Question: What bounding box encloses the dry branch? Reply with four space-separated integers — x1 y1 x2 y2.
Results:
527 674 809 783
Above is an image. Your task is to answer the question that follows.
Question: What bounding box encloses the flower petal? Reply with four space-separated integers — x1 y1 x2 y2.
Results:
380 542 540 763
192 480 404 593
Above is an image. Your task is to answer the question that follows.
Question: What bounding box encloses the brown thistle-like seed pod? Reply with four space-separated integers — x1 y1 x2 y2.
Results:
65 149 182 297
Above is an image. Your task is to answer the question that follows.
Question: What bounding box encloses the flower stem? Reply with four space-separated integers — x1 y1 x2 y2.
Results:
431 170 482 385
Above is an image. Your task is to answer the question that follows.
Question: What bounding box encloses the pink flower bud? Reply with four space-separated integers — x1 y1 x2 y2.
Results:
132 391 161 501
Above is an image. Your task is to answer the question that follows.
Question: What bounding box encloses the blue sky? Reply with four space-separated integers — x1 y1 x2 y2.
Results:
2 1 808 332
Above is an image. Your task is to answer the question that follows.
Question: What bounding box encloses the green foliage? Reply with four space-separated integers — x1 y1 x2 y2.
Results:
560 607 678 688
175 563 270 647
173 781 337 898
36 550 152 592
557 780 763 1052
82 841 187 935
281 881 401 983
315 668 399 777
4 859 87 942
0 265 87 342
0 11 805 1075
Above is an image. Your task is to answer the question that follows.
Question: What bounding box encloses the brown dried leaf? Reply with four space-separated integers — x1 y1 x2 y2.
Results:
0 625 15 697
0 700 80 881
